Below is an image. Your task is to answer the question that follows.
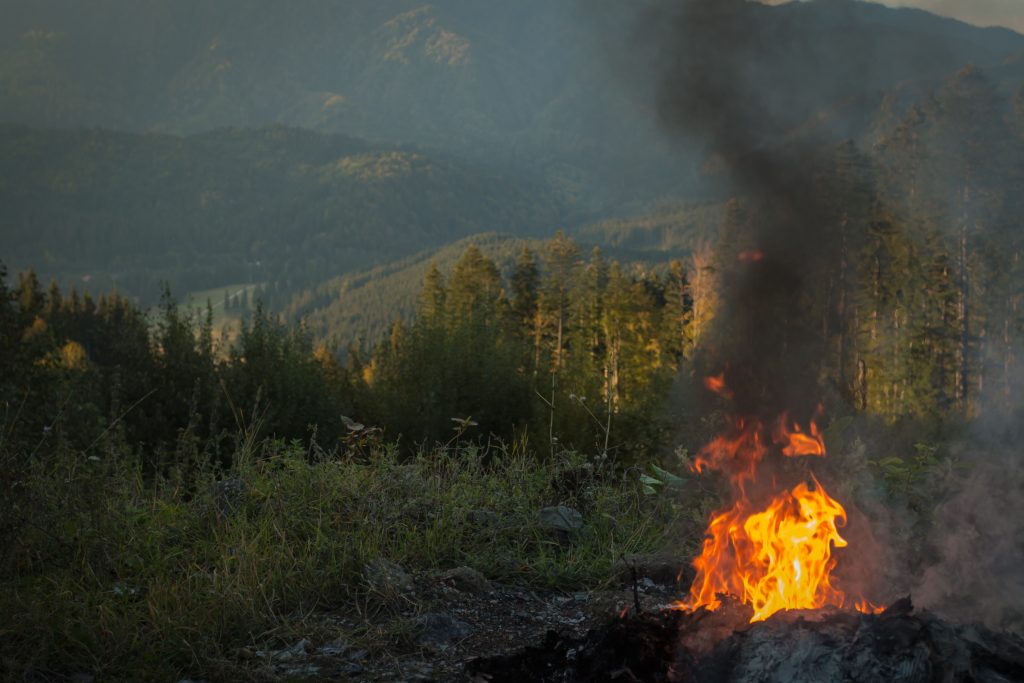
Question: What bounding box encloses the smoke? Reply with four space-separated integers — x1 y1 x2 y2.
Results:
912 376 1024 634
635 0 851 421
913 443 1024 633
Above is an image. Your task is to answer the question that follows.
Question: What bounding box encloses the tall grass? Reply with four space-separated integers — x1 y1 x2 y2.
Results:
1 437 674 681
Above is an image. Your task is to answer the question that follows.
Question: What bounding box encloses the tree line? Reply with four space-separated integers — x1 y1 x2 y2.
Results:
3 68 1022 468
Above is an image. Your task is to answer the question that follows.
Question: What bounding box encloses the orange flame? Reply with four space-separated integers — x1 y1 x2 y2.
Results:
703 373 734 399
681 392 875 622
775 413 825 457
691 410 825 486
682 477 850 622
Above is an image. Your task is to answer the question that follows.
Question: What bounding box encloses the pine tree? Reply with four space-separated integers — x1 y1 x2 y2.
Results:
510 246 539 328
539 232 581 373
663 259 693 361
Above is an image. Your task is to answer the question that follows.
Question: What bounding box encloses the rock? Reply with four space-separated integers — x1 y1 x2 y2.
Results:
614 553 691 587
314 639 347 657
440 566 493 594
256 638 310 662
414 612 474 650
538 505 584 533
280 663 320 677
364 557 414 595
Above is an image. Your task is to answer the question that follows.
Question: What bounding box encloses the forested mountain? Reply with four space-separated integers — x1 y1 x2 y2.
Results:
277 234 532 350
1 0 1022 206
276 224 709 351
290 59 1024 424
0 124 568 300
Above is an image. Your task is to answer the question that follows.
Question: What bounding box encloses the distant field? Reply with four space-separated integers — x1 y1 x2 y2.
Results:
182 283 264 348
185 282 260 315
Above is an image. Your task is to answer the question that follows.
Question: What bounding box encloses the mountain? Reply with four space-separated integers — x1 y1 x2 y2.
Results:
0 124 569 300
3 0 1023 317
1 1 1022 207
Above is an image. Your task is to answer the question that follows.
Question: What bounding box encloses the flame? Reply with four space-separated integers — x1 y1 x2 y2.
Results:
680 380 875 623
703 372 734 399
775 413 825 457
683 477 850 622
691 413 825 488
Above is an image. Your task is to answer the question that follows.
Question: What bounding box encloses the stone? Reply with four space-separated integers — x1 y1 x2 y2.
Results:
314 639 347 657
414 612 474 650
255 638 310 662
538 505 584 533
364 557 414 594
440 566 493 594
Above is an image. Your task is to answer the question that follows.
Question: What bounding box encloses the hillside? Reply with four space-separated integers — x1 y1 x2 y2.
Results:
1 1 1022 206
281 205 726 350
282 53 1024 351
0 124 569 301
280 234 532 349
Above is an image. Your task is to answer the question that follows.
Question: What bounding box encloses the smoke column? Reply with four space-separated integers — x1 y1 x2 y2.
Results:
642 0 844 420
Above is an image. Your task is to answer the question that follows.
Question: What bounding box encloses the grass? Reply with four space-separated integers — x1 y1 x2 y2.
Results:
0 437 680 681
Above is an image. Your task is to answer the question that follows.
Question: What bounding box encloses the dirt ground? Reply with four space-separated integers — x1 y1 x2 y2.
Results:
242 561 688 682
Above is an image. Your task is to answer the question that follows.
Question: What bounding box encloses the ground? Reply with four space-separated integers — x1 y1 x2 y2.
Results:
240 563 686 682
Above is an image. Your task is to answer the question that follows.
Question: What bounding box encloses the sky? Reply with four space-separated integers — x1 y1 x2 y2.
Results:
767 0 1024 33
886 0 1024 33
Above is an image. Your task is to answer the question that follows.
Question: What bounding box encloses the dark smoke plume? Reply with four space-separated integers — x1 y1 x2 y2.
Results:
648 0 845 420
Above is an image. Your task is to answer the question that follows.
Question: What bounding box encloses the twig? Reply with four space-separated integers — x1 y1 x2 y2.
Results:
619 553 642 616
83 387 159 454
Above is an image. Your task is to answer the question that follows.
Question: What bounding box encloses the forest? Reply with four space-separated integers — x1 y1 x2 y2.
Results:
12 62 1024 455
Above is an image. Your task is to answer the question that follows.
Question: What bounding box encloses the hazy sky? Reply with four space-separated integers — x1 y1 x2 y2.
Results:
886 0 1024 33
768 1 1024 33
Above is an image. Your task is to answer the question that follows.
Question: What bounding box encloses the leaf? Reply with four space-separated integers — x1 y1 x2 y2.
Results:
639 474 663 487
650 464 685 487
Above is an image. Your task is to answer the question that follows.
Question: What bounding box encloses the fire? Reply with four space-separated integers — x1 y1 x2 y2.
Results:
775 413 825 457
680 374 874 623
691 412 824 488
703 372 733 399
685 477 849 622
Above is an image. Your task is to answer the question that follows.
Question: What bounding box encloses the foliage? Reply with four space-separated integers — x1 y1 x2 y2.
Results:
362 234 682 458
0 436 671 682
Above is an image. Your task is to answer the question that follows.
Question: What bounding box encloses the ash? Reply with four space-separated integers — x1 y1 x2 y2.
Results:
468 598 1024 683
